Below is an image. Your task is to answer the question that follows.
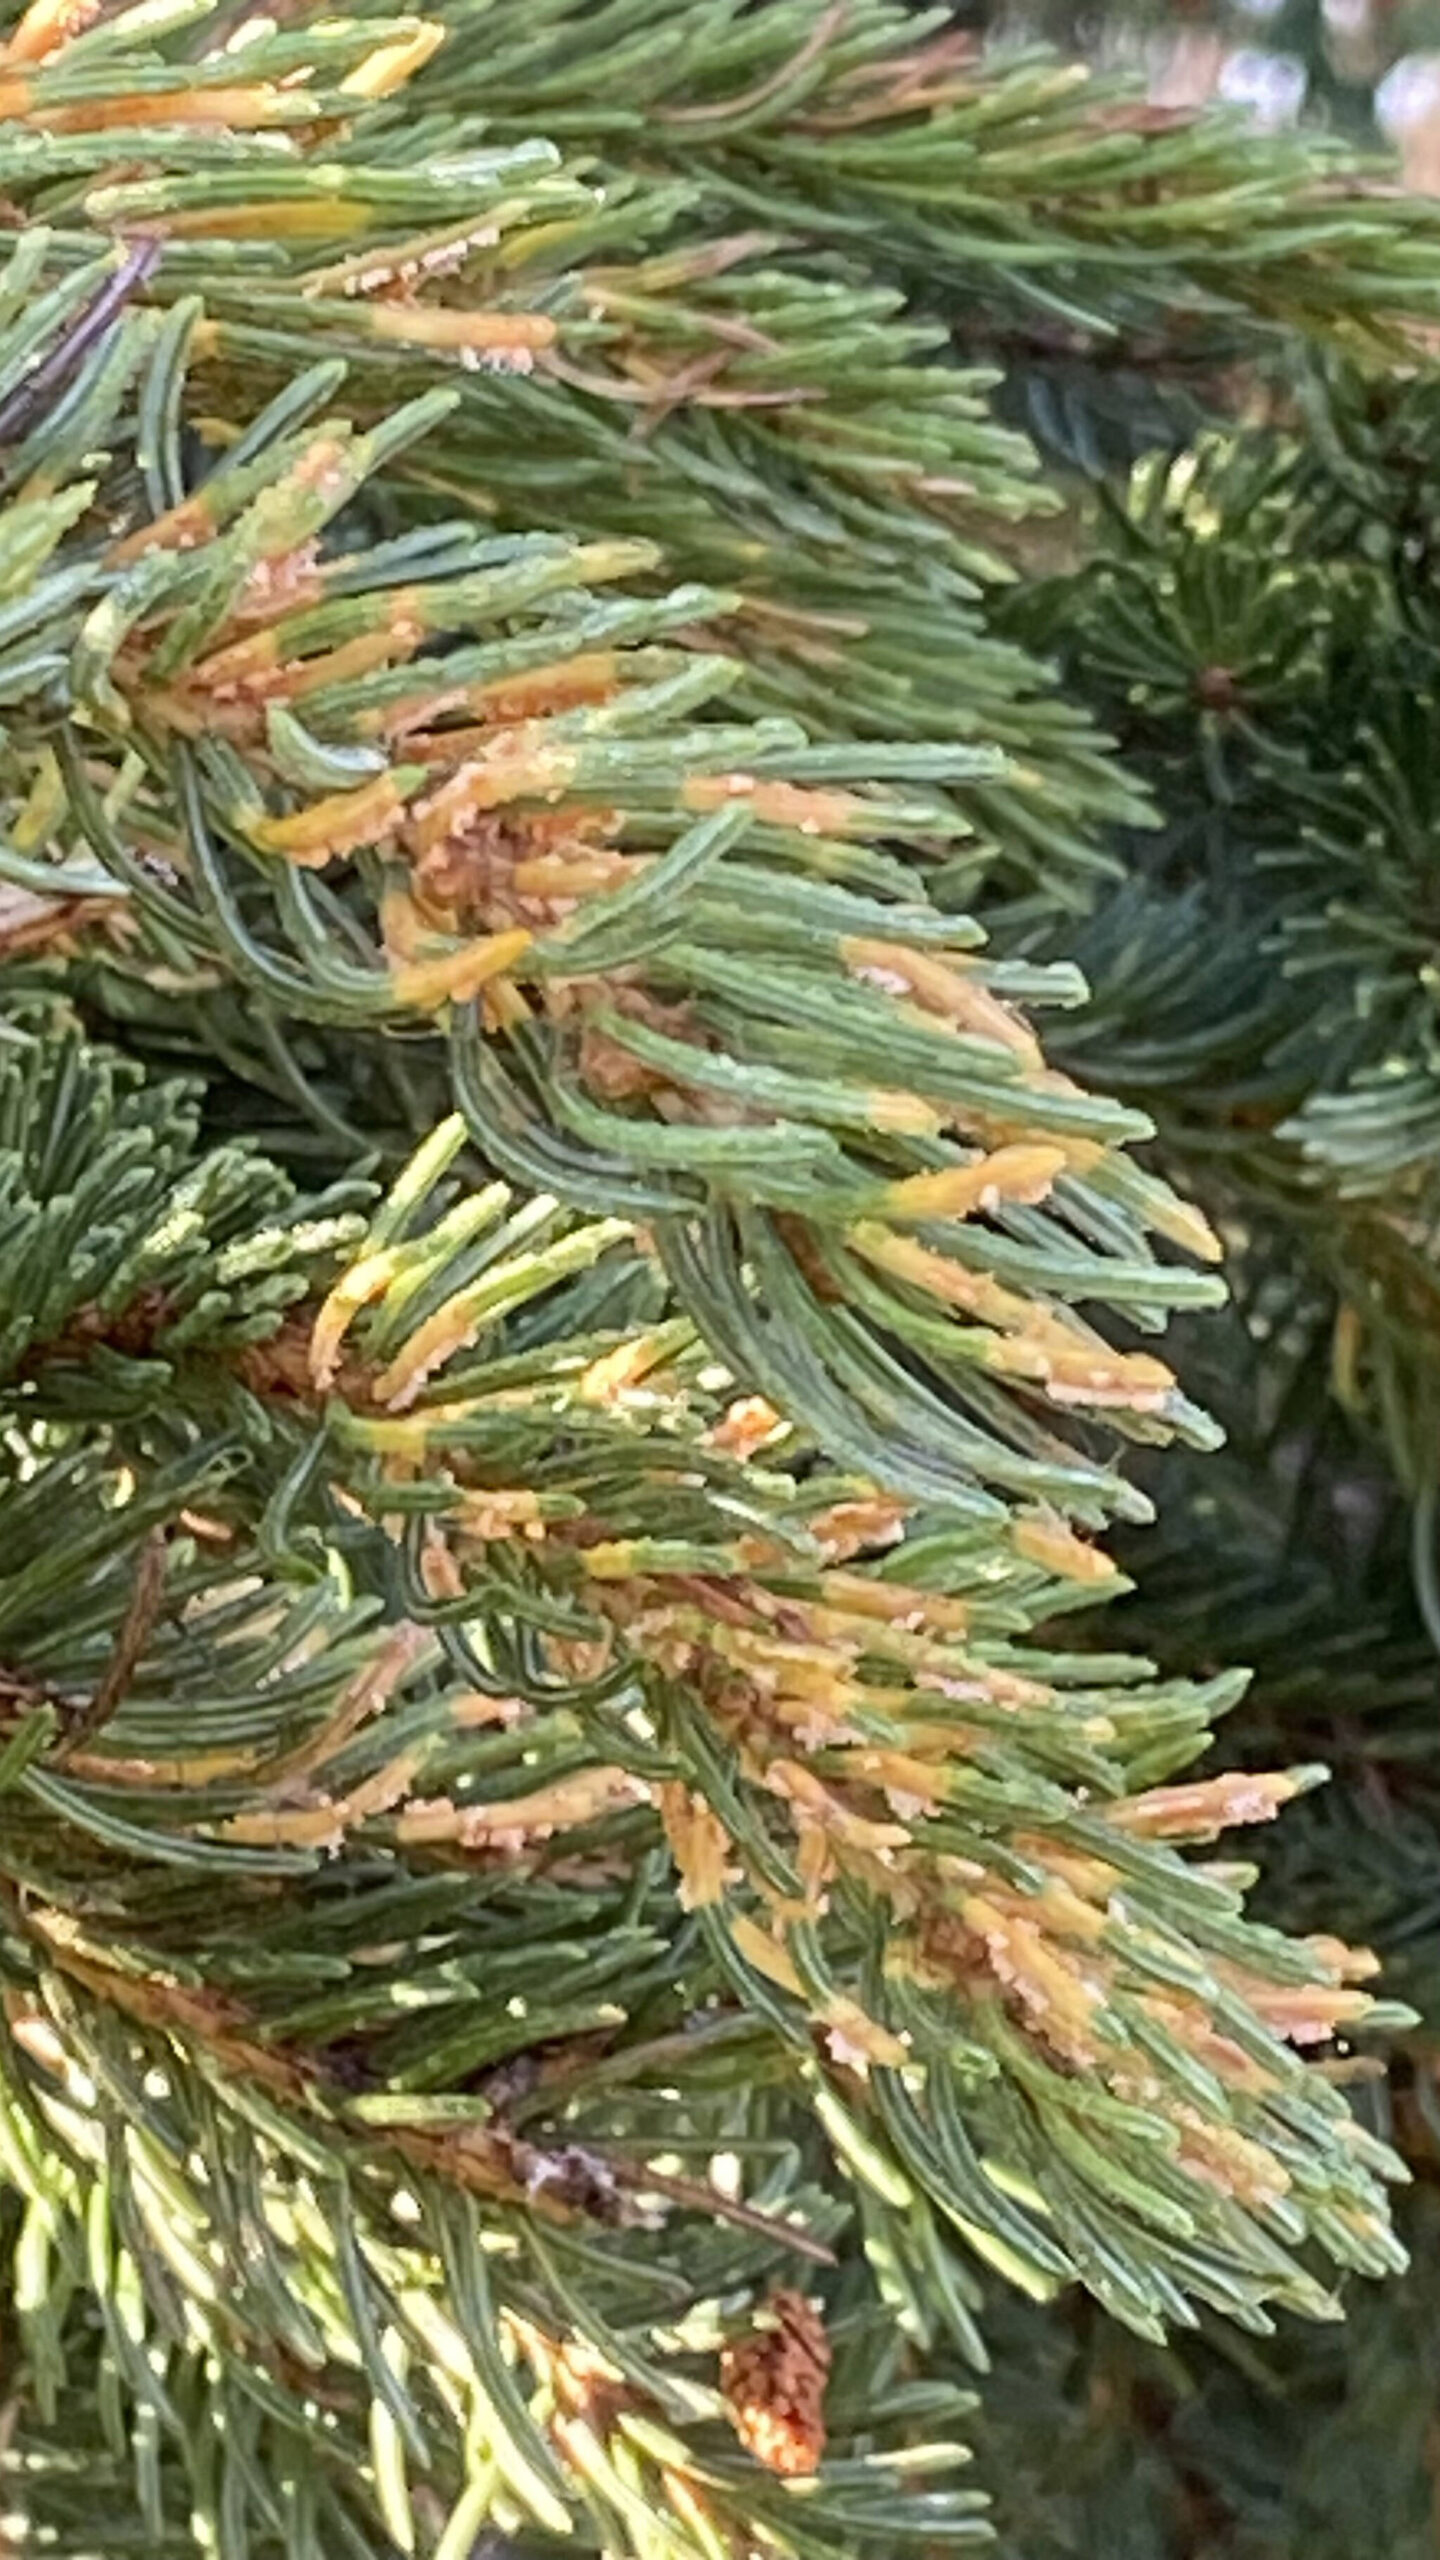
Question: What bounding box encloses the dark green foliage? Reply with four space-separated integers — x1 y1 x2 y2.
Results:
1022 360 1440 1487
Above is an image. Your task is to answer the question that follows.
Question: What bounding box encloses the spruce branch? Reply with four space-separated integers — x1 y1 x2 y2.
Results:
0 1027 1409 2554
0 251 1229 1515
0 3 1428 2552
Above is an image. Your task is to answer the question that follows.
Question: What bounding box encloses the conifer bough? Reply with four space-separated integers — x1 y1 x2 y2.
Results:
0 2 1428 2552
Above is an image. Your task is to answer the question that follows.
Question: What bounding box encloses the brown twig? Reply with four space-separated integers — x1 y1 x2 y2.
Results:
55 1523 169 1761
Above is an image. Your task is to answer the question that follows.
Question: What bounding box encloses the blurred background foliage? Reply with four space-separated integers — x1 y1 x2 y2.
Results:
984 0 1431 154
914 1 1440 2550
